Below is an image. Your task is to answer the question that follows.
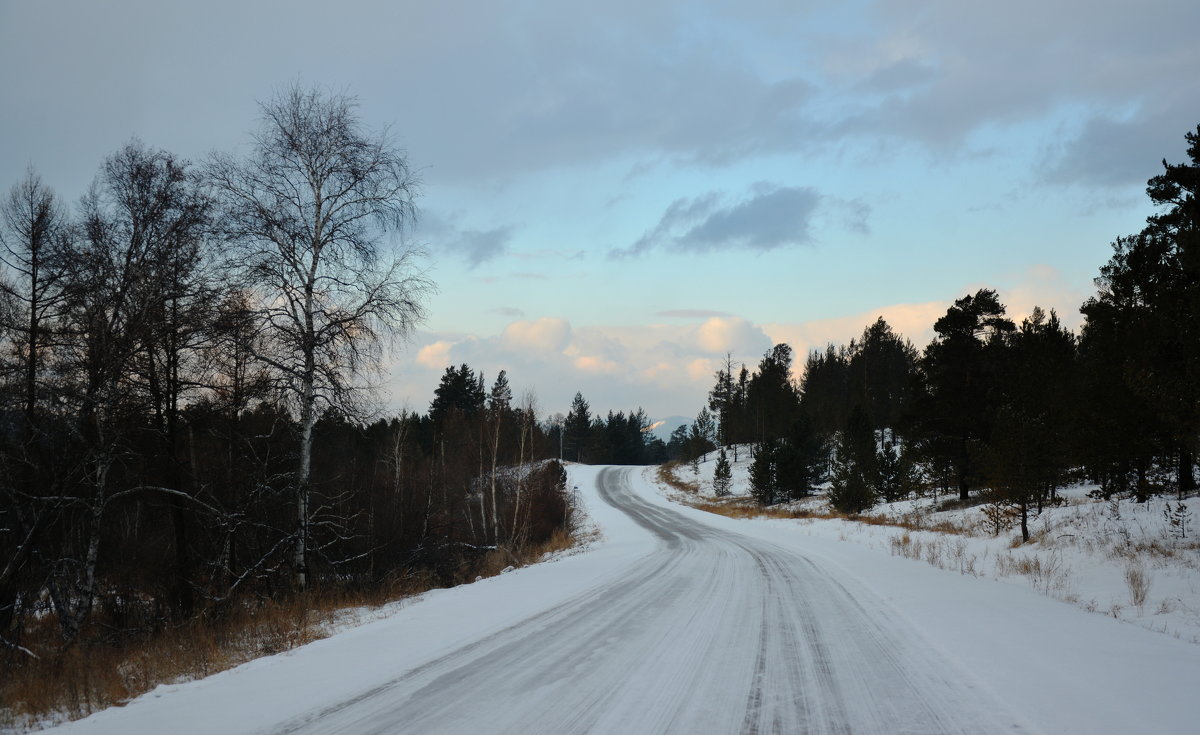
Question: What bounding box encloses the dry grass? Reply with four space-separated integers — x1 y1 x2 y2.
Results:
660 458 986 535
1 529 581 732
888 532 978 576
1124 564 1151 608
994 550 1070 594
2 593 346 730
657 462 701 494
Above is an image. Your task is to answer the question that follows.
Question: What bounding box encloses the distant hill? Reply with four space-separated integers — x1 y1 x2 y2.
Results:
645 415 690 443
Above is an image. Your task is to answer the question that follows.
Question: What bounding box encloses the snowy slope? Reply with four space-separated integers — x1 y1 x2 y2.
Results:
682 446 1200 644
42 465 1200 734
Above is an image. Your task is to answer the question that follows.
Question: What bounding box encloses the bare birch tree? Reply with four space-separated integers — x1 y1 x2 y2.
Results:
208 85 431 589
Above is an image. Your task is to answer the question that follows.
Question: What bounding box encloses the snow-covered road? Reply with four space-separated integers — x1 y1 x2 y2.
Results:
48 465 1200 734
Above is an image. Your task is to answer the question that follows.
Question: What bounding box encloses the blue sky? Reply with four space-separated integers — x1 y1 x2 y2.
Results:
2 0 1197 420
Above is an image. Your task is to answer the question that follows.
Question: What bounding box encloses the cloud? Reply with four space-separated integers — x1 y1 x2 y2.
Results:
760 265 1089 373
500 317 572 353
855 57 937 94
1001 264 1087 331
1040 104 1196 188
414 340 455 370
655 309 733 319
5 1 1199 204
804 1 1200 183
383 266 1097 420
383 316 778 420
694 317 773 356
489 306 526 318
615 183 825 257
416 210 516 269
574 355 620 374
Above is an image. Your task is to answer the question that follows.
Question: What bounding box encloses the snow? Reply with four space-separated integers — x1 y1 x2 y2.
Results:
643 466 1200 734
684 446 1200 643
38 464 1200 735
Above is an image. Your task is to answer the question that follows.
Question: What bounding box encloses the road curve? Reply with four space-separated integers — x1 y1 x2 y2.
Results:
272 466 1029 735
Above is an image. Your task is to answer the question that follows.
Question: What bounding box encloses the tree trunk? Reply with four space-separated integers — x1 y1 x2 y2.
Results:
512 413 529 540
296 398 314 591
490 412 501 545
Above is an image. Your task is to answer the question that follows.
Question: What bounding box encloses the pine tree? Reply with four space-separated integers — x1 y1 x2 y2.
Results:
1081 124 1200 499
713 447 733 497
688 408 717 474
847 317 917 441
748 344 799 441
827 408 877 514
874 440 914 503
775 414 826 501
564 392 591 462
708 353 738 446
749 439 778 505
985 307 1078 540
666 424 690 461
914 288 1014 500
799 344 851 438
429 363 486 425
488 370 512 412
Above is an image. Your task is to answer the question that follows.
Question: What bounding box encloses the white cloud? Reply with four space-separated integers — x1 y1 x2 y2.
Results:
387 267 1093 418
415 340 455 370
694 316 773 355
574 355 620 374
501 318 572 353
1001 264 1087 331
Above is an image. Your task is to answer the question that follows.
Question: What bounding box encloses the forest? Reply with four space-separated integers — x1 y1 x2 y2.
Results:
0 86 576 689
677 125 1200 543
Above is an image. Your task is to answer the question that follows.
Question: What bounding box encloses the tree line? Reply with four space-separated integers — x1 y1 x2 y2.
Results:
0 87 572 661
685 125 1200 540
545 392 667 465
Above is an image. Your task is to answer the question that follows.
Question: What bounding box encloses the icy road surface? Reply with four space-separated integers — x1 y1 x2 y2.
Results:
275 466 1022 734
49 465 1200 734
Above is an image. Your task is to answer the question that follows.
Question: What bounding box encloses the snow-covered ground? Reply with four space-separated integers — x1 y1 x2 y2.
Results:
38 464 1200 734
678 447 1200 643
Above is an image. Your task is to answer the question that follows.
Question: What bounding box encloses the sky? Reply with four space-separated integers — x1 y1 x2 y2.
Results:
2 0 1198 421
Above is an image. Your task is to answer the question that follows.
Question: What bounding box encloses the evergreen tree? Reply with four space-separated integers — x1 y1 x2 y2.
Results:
1078 306 1162 499
775 413 826 501
847 317 917 442
1081 124 1200 498
666 424 690 461
985 308 1079 539
685 408 717 473
712 447 733 497
734 365 750 450
429 363 486 425
913 288 1014 500
749 439 779 505
873 440 915 503
708 354 737 446
564 392 591 462
828 408 877 514
799 343 851 438
488 369 512 413
747 343 799 442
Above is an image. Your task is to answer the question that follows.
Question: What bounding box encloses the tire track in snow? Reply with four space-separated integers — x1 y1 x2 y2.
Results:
271 466 1031 735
